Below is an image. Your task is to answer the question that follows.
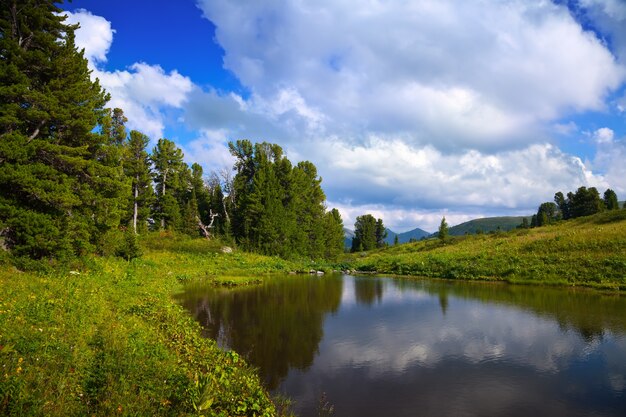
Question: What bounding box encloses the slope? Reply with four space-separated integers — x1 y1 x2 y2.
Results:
346 209 626 290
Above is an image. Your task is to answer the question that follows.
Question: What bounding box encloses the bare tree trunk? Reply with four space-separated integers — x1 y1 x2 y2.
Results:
133 178 139 234
197 210 220 239
161 170 167 230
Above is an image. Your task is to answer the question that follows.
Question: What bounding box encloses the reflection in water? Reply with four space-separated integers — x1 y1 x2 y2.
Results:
180 275 342 389
354 276 384 305
179 276 626 417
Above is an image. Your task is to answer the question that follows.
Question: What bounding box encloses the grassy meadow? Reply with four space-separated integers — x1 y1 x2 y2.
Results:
347 209 626 290
0 234 301 417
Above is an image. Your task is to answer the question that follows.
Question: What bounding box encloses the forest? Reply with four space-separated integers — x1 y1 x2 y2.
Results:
0 1 344 266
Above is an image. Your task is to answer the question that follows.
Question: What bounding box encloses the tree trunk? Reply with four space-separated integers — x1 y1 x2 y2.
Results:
133 177 139 234
161 170 167 230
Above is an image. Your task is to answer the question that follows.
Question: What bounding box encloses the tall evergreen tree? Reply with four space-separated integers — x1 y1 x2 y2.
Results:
323 208 345 260
554 191 570 220
570 186 604 218
375 218 387 248
351 214 378 252
0 1 123 259
123 130 153 233
190 163 211 224
151 138 185 230
603 188 619 211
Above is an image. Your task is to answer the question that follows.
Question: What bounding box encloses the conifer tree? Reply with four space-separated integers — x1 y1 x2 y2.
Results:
375 218 387 248
603 188 619 211
123 130 153 233
438 217 449 241
0 1 122 259
323 208 345 260
151 138 185 230
352 214 378 252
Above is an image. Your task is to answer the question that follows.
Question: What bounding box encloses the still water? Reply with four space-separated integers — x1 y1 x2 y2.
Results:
179 275 626 416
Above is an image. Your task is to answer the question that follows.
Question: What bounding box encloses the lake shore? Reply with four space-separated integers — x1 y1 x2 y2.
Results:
0 234 300 417
345 210 626 291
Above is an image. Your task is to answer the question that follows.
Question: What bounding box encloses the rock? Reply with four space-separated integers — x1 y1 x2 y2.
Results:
221 246 233 254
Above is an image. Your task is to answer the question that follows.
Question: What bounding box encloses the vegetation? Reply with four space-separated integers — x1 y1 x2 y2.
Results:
351 214 386 252
532 186 620 227
447 216 529 235
0 1 344 265
346 209 626 290
0 233 305 416
437 217 448 241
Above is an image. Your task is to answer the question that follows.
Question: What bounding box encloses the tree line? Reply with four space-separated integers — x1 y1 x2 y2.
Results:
0 2 344 262
526 186 622 228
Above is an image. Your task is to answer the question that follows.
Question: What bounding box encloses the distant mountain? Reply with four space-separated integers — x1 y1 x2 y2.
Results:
385 227 431 245
343 228 355 249
343 226 431 248
446 216 530 236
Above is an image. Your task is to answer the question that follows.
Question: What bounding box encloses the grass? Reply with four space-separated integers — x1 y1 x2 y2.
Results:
346 209 626 290
0 232 301 416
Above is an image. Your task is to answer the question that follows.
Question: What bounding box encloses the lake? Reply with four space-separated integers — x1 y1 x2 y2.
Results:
179 274 626 416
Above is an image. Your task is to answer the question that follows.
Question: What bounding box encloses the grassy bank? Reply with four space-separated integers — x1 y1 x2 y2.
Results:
347 210 626 290
0 234 301 416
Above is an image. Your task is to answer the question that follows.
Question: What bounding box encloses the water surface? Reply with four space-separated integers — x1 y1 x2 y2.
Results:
179 275 626 416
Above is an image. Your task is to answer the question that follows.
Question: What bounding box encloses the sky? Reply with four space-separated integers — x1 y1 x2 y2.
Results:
60 0 626 232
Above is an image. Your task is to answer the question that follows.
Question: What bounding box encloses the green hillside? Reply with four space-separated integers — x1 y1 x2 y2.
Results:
447 216 531 235
346 209 626 290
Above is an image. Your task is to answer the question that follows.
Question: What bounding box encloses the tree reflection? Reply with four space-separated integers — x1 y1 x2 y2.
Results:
180 275 343 389
354 277 384 305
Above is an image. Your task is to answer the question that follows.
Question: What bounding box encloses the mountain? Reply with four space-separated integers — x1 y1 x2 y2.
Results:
344 226 431 248
343 228 355 249
385 227 431 245
446 216 530 236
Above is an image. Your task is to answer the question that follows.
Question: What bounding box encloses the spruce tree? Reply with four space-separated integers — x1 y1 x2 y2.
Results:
438 217 449 241
0 1 123 259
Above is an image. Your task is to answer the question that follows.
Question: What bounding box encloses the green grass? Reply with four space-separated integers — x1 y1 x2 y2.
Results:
346 209 626 290
0 233 301 416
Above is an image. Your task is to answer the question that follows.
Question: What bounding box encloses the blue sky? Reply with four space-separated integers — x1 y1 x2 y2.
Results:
61 0 626 232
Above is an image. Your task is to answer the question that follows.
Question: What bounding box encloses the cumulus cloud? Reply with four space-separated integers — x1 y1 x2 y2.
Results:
310 139 608 231
593 127 615 144
64 9 193 140
197 0 625 150
591 135 626 195
64 9 114 65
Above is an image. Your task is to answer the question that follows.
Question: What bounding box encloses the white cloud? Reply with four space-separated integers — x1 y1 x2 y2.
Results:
65 9 193 140
312 139 607 222
180 129 236 174
64 9 114 65
593 127 615 144
591 136 626 195
197 0 625 150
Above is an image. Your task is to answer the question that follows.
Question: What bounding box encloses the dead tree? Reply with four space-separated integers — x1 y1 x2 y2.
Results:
197 209 220 239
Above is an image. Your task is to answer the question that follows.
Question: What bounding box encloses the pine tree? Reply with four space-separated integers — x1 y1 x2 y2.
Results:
0 1 124 259
352 214 378 252
603 188 619 211
323 208 345 260
123 130 153 233
151 138 185 230
375 218 387 248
